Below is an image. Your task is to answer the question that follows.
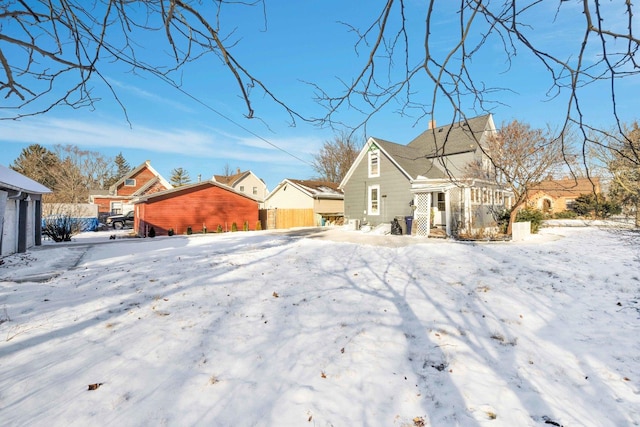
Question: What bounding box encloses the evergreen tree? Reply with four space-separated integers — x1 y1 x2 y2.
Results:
103 152 132 188
10 144 60 189
170 167 191 187
114 152 131 180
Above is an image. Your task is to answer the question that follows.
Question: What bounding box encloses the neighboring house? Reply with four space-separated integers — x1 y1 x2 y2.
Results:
262 179 344 229
0 164 51 256
526 176 602 214
89 160 172 217
213 169 268 206
339 114 513 237
133 180 259 236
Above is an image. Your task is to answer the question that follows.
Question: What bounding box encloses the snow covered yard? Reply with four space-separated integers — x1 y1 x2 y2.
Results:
0 226 639 426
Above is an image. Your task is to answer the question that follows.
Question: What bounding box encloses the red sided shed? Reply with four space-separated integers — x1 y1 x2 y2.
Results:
133 180 259 236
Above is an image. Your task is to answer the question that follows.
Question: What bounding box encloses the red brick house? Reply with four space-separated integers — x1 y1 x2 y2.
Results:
526 176 602 214
89 160 172 216
133 180 259 236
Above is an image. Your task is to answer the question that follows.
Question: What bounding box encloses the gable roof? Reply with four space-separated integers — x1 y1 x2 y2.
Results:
134 180 259 203
340 114 494 189
213 170 252 186
109 160 172 193
266 179 343 202
529 177 601 199
372 138 448 180
131 176 165 196
0 164 51 194
287 179 343 199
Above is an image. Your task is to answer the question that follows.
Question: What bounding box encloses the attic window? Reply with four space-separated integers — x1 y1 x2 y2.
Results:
124 179 136 186
368 150 380 178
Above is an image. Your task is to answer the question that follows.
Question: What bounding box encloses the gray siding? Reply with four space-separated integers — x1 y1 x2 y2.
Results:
434 151 477 177
343 151 413 226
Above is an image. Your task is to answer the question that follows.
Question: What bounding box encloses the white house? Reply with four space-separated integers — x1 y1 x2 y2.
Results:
1 165 51 256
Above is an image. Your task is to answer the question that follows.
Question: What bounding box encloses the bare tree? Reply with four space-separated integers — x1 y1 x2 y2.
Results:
0 1 302 123
312 2 639 179
222 163 238 177
590 122 640 226
47 145 113 203
11 143 111 202
2 1 637 171
471 120 567 234
312 131 362 183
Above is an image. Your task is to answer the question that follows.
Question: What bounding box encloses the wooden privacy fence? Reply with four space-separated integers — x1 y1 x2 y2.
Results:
259 209 315 229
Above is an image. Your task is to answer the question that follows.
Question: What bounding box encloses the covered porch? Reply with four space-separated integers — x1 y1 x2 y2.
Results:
408 177 512 238
409 180 459 238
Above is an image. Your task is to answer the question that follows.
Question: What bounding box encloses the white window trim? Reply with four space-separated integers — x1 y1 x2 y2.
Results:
368 184 380 216
368 150 380 178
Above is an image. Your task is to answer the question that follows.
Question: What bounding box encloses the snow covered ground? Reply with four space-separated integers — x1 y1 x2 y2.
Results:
0 226 639 426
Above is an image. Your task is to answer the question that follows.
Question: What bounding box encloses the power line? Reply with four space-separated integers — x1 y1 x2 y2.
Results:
151 72 314 167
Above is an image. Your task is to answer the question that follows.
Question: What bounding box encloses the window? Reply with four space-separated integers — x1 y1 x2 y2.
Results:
368 150 380 177
239 185 245 192
253 187 258 195
111 202 122 215
368 185 380 215
471 188 481 204
124 179 136 186
437 193 445 211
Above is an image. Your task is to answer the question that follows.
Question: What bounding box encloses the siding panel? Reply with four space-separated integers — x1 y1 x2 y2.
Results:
137 185 258 235
343 150 413 226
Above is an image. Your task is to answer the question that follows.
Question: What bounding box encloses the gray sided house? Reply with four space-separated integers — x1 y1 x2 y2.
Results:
339 114 513 237
1 165 51 256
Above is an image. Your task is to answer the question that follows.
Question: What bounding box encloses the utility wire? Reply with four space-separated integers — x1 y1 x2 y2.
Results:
151 72 314 167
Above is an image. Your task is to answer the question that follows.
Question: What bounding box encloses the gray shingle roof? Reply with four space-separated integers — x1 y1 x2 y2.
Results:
407 114 490 157
369 115 492 180
373 139 447 179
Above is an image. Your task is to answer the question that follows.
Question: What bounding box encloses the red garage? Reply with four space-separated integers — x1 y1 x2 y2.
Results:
133 181 259 236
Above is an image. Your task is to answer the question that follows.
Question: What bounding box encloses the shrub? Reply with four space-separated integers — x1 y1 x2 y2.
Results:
553 210 577 219
217 224 223 233
516 207 545 233
256 220 262 231
168 228 174 236
243 221 249 231
493 208 511 234
186 226 192 235
42 215 82 242
148 227 156 238
231 222 238 232
571 193 622 218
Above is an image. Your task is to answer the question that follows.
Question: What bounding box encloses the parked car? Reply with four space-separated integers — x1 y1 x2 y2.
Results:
106 211 134 229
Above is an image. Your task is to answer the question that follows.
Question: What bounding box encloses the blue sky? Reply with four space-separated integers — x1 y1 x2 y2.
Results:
1 1 637 191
